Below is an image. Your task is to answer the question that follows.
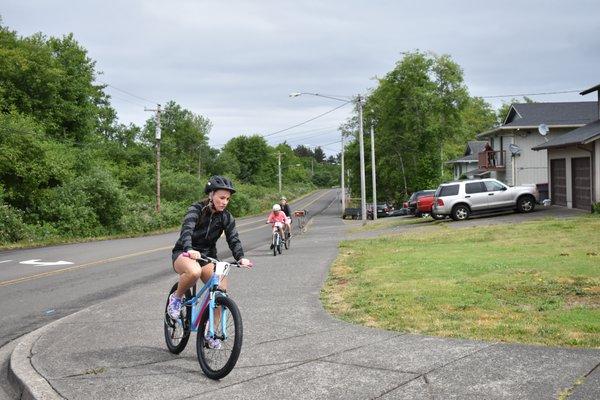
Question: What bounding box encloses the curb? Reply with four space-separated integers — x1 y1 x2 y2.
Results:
8 307 93 400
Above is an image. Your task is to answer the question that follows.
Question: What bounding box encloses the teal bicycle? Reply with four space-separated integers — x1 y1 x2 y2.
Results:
164 254 249 379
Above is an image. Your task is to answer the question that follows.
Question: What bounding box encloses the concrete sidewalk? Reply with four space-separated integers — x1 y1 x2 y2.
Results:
8 207 600 399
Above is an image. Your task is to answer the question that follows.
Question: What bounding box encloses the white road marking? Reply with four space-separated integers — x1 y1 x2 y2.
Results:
0 260 13 264
20 259 74 267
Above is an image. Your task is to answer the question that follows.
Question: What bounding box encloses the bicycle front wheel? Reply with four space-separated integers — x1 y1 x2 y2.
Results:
196 295 243 380
164 282 192 354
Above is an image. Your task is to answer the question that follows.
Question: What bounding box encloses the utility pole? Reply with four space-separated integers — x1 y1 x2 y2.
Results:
370 123 377 220
145 104 161 212
277 152 282 193
197 145 202 178
357 95 367 224
340 132 346 217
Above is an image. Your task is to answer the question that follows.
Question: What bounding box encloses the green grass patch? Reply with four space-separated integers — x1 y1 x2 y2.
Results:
322 216 600 347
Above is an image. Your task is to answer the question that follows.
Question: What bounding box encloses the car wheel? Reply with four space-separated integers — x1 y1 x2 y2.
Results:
451 205 470 221
517 195 535 213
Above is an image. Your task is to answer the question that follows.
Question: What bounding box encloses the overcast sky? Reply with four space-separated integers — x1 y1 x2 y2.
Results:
3 1 600 155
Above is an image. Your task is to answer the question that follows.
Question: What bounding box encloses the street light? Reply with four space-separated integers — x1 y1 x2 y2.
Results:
290 91 368 224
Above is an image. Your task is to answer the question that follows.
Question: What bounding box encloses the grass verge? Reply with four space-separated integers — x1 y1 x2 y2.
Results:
322 216 600 347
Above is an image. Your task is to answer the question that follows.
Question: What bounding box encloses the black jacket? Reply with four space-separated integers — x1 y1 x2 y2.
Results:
172 201 244 260
281 203 291 219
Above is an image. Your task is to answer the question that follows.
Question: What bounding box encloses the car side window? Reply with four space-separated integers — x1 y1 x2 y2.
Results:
439 184 459 197
465 182 486 194
484 181 505 192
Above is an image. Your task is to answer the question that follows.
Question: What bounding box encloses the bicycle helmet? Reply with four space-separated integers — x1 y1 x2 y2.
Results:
280 196 287 201
204 175 236 194
272 204 281 212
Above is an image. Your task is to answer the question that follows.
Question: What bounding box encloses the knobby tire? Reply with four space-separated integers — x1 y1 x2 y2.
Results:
164 282 192 354
196 295 243 380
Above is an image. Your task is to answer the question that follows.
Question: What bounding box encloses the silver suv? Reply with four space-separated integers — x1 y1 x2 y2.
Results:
432 179 539 221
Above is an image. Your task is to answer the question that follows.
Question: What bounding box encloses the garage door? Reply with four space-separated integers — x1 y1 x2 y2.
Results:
550 159 566 206
572 157 591 210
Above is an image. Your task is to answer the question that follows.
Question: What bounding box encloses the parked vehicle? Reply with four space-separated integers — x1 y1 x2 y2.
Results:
367 203 392 219
388 208 408 217
408 190 436 215
342 208 362 219
416 194 445 219
432 179 539 221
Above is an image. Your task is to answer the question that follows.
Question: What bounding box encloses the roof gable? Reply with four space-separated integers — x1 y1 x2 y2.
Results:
502 102 597 128
465 141 487 156
503 106 522 125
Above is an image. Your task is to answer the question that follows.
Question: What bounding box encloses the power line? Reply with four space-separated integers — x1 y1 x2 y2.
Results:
284 130 340 144
263 102 350 138
98 80 159 104
478 89 581 99
108 93 147 107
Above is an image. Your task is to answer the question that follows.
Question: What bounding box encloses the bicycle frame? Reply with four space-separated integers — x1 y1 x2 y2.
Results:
181 265 229 339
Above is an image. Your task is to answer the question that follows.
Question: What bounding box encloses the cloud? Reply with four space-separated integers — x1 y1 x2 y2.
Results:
3 0 600 155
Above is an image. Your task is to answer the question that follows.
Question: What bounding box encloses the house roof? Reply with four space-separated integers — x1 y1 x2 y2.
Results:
581 83 600 95
532 119 600 150
445 140 487 164
477 101 598 138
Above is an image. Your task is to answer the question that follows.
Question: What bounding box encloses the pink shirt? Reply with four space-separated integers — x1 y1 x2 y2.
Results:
267 211 287 224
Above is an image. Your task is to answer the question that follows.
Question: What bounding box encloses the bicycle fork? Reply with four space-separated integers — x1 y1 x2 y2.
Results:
196 292 229 339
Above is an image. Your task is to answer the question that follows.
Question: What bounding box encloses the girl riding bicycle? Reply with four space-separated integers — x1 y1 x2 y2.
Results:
168 176 252 347
267 204 287 248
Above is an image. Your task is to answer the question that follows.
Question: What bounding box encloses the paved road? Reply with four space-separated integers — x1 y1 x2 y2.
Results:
5 194 600 399
0 190 335 399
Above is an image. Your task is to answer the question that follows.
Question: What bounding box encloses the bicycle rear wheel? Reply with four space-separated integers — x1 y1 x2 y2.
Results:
164 283 192 354
197 295 243 380
284 231 290 249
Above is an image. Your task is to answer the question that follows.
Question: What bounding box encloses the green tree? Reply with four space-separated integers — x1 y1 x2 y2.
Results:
313 146 325 163
344 51 495 204
293 145 314 158
142 101 211 175
220 135 275 185
0 24 114 143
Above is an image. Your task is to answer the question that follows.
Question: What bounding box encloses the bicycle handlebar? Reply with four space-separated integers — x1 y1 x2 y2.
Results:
181 252 253 268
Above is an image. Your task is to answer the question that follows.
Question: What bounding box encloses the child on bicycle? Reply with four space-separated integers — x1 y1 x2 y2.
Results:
279 196 292 238
267 204 287 248
169 176 252 347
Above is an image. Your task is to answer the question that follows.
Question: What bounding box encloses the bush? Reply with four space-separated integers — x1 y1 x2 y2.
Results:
35 169 126 236
118 199 183 233
592 203 600 214
160 169 204 204
0 204 30 243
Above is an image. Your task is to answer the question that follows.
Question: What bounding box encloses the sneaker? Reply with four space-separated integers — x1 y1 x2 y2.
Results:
204 333 222 350
167 293 182 320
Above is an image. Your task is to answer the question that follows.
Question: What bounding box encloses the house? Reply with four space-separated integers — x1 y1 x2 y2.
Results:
476 102 598 190
446 141 488 180
532 84 600 211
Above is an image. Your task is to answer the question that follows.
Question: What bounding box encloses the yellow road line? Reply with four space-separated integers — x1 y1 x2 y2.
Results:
0 246 173 288
0 189 335 287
